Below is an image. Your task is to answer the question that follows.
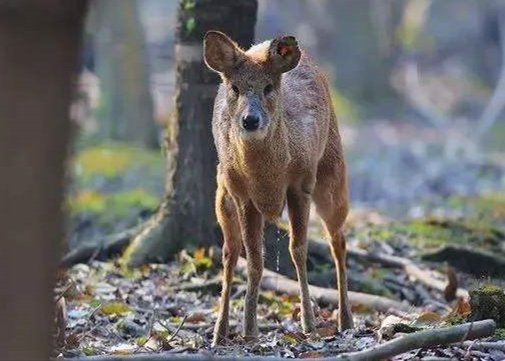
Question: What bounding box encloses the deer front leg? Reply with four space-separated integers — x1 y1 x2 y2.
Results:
237 200 264 338
287 189 316 333
212 184 242 346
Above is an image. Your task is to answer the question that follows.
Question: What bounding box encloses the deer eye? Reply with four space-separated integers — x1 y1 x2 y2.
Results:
264 84 273 96
231 85 239 95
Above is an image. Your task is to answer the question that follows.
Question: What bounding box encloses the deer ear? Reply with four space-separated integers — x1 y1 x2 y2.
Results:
268 35 301 73
204 31 243 74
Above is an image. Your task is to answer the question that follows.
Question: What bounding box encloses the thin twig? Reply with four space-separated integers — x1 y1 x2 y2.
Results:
77 324 100 343
134 309 156 353
89 303 103 319
165 315 187 344
55 279 75 304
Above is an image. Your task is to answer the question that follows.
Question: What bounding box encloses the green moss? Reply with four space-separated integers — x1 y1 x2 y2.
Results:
183 0 195 10
136 336 148 346
69 190 106 214
69 188 159 218
357 217 505 255
356 212 505 277
495 328 505 338
447 193 505 226
469 284 505 327
359 278 393 298
479 283 505 294
444 314 467 326
185 17 196 33
108 188 159 216
100 301 132 316
259 292 299 317
82 347 99 356
331 87 358 124
73 141 163 181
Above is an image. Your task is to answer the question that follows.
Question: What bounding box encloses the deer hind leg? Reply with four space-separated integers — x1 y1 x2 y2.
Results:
312 174 354 331
287 188 316 332
212 182 242 346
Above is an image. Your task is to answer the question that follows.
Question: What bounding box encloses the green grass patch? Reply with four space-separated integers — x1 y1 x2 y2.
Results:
69 188 159 217
447 193 505 226
70 190 107 214
357 217 505 254
100 301 131 316
73 141 163 181
331 87 358 124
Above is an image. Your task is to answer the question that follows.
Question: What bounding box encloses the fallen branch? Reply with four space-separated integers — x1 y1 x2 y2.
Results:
61 225 143 267
209 247 413 313
343 319 495 361
165 316 187 344
461 340 505 352
158 321 281 332
59 321 496 361
309 238 469 300
260 268 413 314
210 247 413 314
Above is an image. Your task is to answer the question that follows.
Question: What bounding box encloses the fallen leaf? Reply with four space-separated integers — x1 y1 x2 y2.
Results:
82 346 98 356
319 309 332 320
299 350 323 358
100 301 131 316
186 312 206 323
316 326 335 338
412 311 442 327
453 297 471 316
65 333 80 349
292 305 300 321
444 267 458 302
351 303 374 314
282 331 305 344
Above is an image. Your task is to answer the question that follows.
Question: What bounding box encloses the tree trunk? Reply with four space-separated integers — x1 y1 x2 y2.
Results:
0 1 87 359
124 0 258 265
92 0 158 148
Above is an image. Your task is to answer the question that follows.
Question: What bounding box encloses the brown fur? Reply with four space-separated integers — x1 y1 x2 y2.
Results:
204 31 353 346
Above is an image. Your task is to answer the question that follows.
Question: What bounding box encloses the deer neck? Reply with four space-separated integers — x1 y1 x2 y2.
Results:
232 116 290 176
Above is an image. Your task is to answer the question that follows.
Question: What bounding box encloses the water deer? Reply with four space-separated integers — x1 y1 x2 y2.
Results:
203 31 353 345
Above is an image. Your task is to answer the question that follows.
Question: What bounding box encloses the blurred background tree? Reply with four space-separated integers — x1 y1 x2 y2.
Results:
87 0 158 148
123 0 258 265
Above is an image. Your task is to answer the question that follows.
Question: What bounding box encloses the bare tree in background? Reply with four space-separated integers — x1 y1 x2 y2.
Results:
90 0 158 148
124 0 258 265
0 1 87 359
395 0 505 157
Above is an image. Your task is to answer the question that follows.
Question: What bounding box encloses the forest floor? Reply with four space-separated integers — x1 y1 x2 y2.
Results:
56 191 505 360
57 123 505 360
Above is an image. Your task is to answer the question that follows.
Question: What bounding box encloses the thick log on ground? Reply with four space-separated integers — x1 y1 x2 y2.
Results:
309 238 469 300
259 266 412 313
60 321 496 361
209 247 413 313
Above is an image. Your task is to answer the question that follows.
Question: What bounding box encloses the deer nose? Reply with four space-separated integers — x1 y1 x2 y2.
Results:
242 115 260 131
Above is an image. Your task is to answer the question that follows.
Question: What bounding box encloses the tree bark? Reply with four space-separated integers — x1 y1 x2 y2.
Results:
124 0 258 265
0 1 87 359
91 0 158 148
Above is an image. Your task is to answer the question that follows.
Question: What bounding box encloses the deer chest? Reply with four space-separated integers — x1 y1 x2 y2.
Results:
223 167 286 220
